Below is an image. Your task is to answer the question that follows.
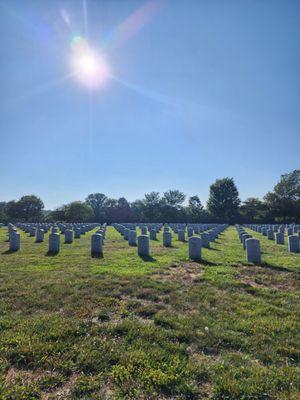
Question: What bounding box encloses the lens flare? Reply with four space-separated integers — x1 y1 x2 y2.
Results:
71 36 110 88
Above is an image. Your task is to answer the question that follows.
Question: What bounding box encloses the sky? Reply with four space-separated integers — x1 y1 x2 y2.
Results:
0 0 299 210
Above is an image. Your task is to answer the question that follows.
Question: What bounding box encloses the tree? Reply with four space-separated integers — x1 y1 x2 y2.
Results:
0 202 7 223
161 190 186 222
239 198 268 223
264 170 300 222
104 198 118 223
47 205 68 222
114 197 136 222
6 196 44 222
18 195 44 221
142 192 162 222
5 201 19 221
162 190 185 208
65 201 94 222
207 178 240 223
131 199 146 221
85 193 107 222
187 195 204 222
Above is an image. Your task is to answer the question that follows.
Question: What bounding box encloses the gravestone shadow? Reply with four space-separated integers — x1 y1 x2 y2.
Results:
1 249 18 255
91 253 104 259
192 259 219 266
46 251 59 257
139 255 156 262
260 262 291 273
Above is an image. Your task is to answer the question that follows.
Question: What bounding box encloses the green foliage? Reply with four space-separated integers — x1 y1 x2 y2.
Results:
141 192 162 221
65 201 94 222
0 202 8 223
265 169 300 222
187 195 204 222
2 169 300 224
85 193 107 222
160 190 186 222
5 195 44 222
207 178 240 223
240 197 269 223
48 201 94 222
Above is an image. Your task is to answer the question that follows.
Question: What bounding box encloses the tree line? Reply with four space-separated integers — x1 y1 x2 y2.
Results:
1 170 299 224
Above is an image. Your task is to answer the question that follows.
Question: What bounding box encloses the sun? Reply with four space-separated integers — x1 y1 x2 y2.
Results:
71 37 110 88
78 53 98 75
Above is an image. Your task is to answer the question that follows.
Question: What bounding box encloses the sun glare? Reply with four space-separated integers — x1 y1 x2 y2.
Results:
71 37 110 88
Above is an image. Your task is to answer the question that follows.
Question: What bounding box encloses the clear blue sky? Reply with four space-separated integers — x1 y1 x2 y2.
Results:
1 0 299 209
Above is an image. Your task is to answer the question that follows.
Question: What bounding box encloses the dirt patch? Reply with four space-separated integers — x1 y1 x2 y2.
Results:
6 367 48 383
42 374 78 400
152 262 203 285
6 367 70 400
239 265 298 291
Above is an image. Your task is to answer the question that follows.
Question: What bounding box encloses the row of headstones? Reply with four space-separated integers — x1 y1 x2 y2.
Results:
16 222 99 239
115 223 226 245
170 223 223 234
236 225 261 263
48 224 106 254
113 223 228 259
246 224 300 235
6 221 228 259
7 223 103 253
245 224 300 253
118 223 222 236
113 223 162 245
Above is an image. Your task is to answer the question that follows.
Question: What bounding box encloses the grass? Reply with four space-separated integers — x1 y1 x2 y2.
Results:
0 226 299 399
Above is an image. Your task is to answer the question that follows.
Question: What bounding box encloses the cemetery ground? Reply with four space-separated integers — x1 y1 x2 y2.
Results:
0 226 299 400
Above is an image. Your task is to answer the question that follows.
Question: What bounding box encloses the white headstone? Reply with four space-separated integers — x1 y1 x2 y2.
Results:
246 238 261 263
49 233 60 253
91 234 103 257
189 236 202 260
138 235 150 257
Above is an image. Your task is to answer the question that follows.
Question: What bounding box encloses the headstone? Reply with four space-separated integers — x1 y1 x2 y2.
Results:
123 228 129 240
261 227 267 236
288 235 299 253
9 232 20 251
163 231 172 247
242 234 252 250
287 228 293 236
138 235 150 257
65 229 74 244
150 229 157 240
201 233 210 248
128 230 137 246
91 234 103 257
275 232 284 245
246 238 261 263
267 230 274 240
49 233 60 254
189 236 202 260
187 227 194 237
36 229 44 243
178 230 185 242
74 228 81 239
141 226 147 235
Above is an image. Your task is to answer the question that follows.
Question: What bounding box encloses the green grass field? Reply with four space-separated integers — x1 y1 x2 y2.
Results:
0 226 299 399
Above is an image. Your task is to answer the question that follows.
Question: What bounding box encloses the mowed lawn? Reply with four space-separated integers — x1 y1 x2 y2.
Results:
0 226 299 400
